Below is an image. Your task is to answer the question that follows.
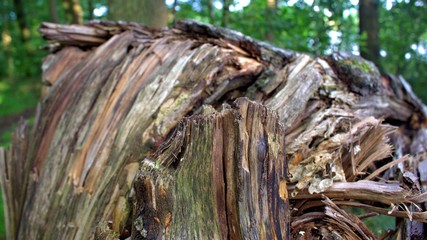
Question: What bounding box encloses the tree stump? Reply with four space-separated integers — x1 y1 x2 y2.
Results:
1 20 426 239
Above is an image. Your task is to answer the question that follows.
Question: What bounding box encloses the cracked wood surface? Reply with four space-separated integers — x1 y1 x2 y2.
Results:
135 99 288 239
0 20 426 239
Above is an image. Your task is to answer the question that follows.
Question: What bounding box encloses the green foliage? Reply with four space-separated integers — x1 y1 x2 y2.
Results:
0 77 41 116
364 214 395 236
350 207 396 236
379 1 427 101
0 129 13 148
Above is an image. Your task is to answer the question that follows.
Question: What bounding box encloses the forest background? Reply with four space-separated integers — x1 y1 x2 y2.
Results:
0 0 426 238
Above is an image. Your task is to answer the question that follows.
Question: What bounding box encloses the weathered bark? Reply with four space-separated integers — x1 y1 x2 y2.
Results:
133 99 289 239
1 20 427 239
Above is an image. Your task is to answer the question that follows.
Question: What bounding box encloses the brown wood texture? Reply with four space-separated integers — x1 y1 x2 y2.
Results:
134 99 288 239
0 20 426 239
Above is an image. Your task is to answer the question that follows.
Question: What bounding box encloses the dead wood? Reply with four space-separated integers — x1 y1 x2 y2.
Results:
1 20 426 239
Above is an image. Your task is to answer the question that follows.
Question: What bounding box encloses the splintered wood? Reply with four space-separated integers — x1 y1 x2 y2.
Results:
0 20 426 239
136 99 288 239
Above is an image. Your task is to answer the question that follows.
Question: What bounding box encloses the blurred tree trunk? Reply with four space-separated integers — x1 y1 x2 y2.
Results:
49 0 59 23
12 0 30 41
170 0 178 24
359 0 382 71
88 0 94 20
221 0 231 27
108 0 168 28
207 0 214 23
1 20 427 239
63 0 83 24
265 0 277 42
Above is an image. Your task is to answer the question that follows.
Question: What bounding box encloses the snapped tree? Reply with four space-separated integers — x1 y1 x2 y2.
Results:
1 20 426 239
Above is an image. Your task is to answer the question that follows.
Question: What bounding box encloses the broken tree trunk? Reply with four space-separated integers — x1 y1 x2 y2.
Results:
133 99 288 239
1 20 426 239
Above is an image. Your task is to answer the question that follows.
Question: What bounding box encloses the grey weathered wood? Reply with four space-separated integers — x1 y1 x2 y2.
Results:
1 20 426 239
